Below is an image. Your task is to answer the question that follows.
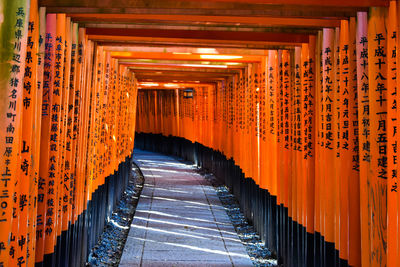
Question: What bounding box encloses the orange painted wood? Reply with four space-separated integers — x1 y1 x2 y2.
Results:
1 1 31 266
43 13 66 255
292 47 301 224
305 35 316 234
322 28 335 244
368 7 388 266
356 11 371 267
387 2 398 267
314 30 323 237
18 1 39 265
281 50 291 208
333 26 340 251
68 23 79 225
347 16 361 267
36 13 56 263
30 7 46 266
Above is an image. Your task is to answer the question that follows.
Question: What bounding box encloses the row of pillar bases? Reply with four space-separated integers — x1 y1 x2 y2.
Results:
134 132 349 267
35 157 131 267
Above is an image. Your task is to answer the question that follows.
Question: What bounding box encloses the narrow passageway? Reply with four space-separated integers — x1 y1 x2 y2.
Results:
119 150 253 267
3 1 400 266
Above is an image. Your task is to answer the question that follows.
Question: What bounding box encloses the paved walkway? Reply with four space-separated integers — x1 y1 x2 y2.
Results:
119 150 253 267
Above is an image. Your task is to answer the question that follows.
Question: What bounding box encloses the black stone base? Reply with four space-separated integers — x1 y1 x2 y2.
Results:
35 156 132 267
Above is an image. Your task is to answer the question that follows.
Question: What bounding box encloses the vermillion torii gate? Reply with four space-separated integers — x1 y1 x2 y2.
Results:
0 0 399 267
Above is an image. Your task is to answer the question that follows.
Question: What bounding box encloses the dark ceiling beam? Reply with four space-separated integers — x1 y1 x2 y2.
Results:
81 23 319 35
97 41 297 50
86 28 310 43
43 5 366 19
91 36 304 49
191 0 387 7
40 0 254 9
40 0 386 9
69 14 341 28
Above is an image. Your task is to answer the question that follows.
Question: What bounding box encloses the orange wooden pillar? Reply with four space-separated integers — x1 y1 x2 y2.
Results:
302 36 316 267
291 47 301 260
244 65 252 179
267 51 279 254
387 2 399 267
322 28 336 264
277 52 283 207
356 11 371 267
280 49 291 267
281 50 291 215
79 32 93 232
260 56 268 191
287 48 295 263
314 29 323 267
67 23 79 228
348 16 362 267
71 27 85 229
368 7 388 267
275 50 285 263
274 51 282 260
267 50 278 198
43 13 66 259
338 20 350 264
0 1 30 266
59 17 73 253
396 2 400 267
17 1 40 265
36 13 56 264
337 18 360 265
29 7 46 267
83 39 95 210
333 27 340 260
252 64 260 186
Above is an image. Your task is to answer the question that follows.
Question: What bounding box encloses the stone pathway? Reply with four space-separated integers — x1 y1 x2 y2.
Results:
119 149 253 267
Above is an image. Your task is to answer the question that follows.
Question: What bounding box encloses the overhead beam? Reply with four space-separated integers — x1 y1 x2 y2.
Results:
86 28 309 43
192 0 387 7
40 0 384 9
133 71 234 78
137 83 216 89
110 51 262 63
90 36 304 49
82 23 319 35
97 41 297 50
120 62 245 70
40 0 253 9
69 14 341 28
44 6 365 19
137 76 224 83
134 75 234 81
129 67 241 74
102 45 268 56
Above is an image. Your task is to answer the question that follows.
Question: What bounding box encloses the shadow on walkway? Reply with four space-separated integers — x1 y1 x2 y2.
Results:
120 149 253 267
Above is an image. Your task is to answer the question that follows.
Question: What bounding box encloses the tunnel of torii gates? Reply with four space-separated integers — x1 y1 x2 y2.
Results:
3 0 400 266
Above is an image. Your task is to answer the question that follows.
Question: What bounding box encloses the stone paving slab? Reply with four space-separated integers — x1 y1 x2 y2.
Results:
120 150 253 267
